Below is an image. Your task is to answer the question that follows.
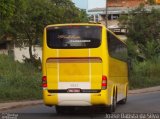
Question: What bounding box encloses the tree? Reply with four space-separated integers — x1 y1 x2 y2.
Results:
147 0 155 5
119 5 160 60
0 0 15 39
50 0 88 23
11 0 53 62
9 0 88 63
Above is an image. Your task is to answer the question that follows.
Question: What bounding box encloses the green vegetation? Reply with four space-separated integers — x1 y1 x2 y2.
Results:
0 0 88 62
147 0 155 5
129 57 160 89
119 5 160 89
0 55 41 102
0 0 89 101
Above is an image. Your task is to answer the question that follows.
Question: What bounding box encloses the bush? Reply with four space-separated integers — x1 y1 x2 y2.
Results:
129 57 160 89
0 54 42 102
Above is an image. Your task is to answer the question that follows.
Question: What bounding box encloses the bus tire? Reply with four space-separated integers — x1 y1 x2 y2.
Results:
119 98 127 104
118 87 128 104
107 90 117 113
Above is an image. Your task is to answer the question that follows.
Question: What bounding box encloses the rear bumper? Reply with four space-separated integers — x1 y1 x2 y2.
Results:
43 89 109 106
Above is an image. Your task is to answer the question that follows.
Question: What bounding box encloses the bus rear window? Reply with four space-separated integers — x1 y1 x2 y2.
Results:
47 26 102 49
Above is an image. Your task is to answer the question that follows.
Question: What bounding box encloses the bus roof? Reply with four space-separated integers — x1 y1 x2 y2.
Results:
45 23 105 29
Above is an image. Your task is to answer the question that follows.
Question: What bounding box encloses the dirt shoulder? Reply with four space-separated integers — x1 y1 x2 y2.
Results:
128 86 160 95
0 86 160 111
0 100 42 111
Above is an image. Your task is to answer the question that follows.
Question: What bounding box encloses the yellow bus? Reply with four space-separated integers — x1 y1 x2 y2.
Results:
42 23 128 113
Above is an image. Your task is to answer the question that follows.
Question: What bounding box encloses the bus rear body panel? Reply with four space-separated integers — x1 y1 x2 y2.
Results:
44 48 108 106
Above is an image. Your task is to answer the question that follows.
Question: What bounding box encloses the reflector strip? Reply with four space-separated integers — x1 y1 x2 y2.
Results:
46 57 102 63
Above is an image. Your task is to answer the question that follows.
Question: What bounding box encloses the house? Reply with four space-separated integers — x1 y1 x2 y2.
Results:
0 41 9 55
88 0 160 28
0 36 13 56
14 45 42 63
155 0 160 4
87 0 160 40
0 36 42 63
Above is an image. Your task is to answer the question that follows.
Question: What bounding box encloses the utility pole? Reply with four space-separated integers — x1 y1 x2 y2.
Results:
106 0 108 28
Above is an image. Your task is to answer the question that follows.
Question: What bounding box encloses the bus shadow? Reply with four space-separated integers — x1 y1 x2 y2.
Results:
52 106 109 119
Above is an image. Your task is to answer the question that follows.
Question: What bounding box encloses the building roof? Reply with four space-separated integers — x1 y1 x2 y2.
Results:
108 0 146 8
88 7 129 14
88 0 146 14
88 5 160 15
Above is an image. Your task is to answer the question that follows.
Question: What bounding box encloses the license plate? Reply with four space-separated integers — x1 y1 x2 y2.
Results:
67 88 81 93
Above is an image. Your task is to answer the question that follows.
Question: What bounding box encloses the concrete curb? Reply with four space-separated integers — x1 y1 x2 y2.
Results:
0 86 160 111
0 100 43 111
128 86 160 95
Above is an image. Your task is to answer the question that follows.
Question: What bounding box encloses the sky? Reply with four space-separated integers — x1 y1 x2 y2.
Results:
72 0 106 10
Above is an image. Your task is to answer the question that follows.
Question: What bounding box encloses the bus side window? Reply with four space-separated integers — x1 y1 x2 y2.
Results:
107 31 127 62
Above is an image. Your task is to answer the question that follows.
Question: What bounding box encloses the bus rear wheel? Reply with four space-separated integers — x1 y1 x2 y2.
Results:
107 90 117 113
119 98 127 104
118 87 128 104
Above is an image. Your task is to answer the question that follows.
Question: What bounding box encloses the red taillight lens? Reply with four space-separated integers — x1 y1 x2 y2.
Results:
102 75 107 90
42 76 47 88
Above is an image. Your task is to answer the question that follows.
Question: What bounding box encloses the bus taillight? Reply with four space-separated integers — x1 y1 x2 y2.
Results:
102 75 107 90
42 76 47 88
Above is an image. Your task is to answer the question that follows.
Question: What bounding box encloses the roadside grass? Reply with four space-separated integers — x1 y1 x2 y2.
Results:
0 54 41 102
129 57 160 89
0 54 160 101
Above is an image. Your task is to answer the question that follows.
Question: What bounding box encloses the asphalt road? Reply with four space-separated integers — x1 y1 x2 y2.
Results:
1 91 160 119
